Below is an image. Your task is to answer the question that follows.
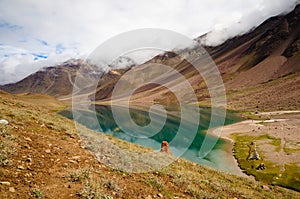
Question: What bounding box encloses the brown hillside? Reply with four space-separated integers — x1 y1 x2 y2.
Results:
1 92 300 198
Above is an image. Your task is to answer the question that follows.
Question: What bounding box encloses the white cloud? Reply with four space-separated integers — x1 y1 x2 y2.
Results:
0 0 299 84
202 0 300 45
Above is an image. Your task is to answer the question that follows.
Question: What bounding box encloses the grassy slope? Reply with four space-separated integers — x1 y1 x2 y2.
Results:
0 92 299 198
231 133 300 191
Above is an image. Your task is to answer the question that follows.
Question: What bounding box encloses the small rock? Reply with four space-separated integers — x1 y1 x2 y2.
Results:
26 158 32 162
145 195 152 199
45 149 51 154
24 137 32 142
68 160 77 164
0 181 10 186
256 163 266 170
18 165 24 170
27 166 34 171
0 119 9 125
261 185 270 190
71 156 81 160
157 193 163 198
9 187 15 192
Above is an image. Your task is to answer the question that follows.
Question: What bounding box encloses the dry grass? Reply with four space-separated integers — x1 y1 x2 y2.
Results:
0 92 300 198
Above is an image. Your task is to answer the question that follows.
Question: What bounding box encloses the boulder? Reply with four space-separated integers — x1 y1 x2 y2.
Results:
249 149 260 160
256 163 266 170
0 119 9 125
160 141 172 156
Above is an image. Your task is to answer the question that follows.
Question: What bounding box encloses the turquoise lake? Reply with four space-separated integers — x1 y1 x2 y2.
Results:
60 105 241 173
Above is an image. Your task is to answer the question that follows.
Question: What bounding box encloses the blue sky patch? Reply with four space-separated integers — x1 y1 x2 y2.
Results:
36 39 49 46
32 53 48 61
55 43 65 54
0 21 22 31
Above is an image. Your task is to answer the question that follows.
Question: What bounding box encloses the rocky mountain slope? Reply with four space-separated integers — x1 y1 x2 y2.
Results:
0 59 100 97
1 5 300 111
208 4 300 88
93 5 300 110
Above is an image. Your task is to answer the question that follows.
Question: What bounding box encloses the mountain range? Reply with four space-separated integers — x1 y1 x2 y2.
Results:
1 5 300 111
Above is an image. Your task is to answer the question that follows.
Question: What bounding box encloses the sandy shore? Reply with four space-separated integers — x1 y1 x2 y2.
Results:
207 110 300 177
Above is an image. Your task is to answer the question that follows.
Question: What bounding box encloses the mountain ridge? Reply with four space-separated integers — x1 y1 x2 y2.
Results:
1 5 300 111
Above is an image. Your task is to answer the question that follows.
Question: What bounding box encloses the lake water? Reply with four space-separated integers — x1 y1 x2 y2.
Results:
60 105 241 173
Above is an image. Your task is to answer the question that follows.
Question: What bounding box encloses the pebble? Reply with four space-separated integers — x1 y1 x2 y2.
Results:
0 181 10 186
261 185 270 190
145 195 152 199
68 160 77 164
18 165 25 170
45 149 51 154
24 137 32 142
9 187 15 192
157 193 163 198
27 166 34 171
71 156 81 160
0 119 9 125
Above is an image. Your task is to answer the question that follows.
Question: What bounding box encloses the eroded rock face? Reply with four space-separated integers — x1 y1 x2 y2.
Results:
160 141 172 156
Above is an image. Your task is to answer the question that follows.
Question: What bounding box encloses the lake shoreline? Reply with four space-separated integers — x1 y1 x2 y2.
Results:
207 110 300 178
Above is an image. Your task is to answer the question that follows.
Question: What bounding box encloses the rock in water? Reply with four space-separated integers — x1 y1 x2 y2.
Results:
160 141 172 156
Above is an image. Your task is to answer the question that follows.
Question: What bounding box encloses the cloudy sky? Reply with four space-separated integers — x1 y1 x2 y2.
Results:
0 0 299 84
